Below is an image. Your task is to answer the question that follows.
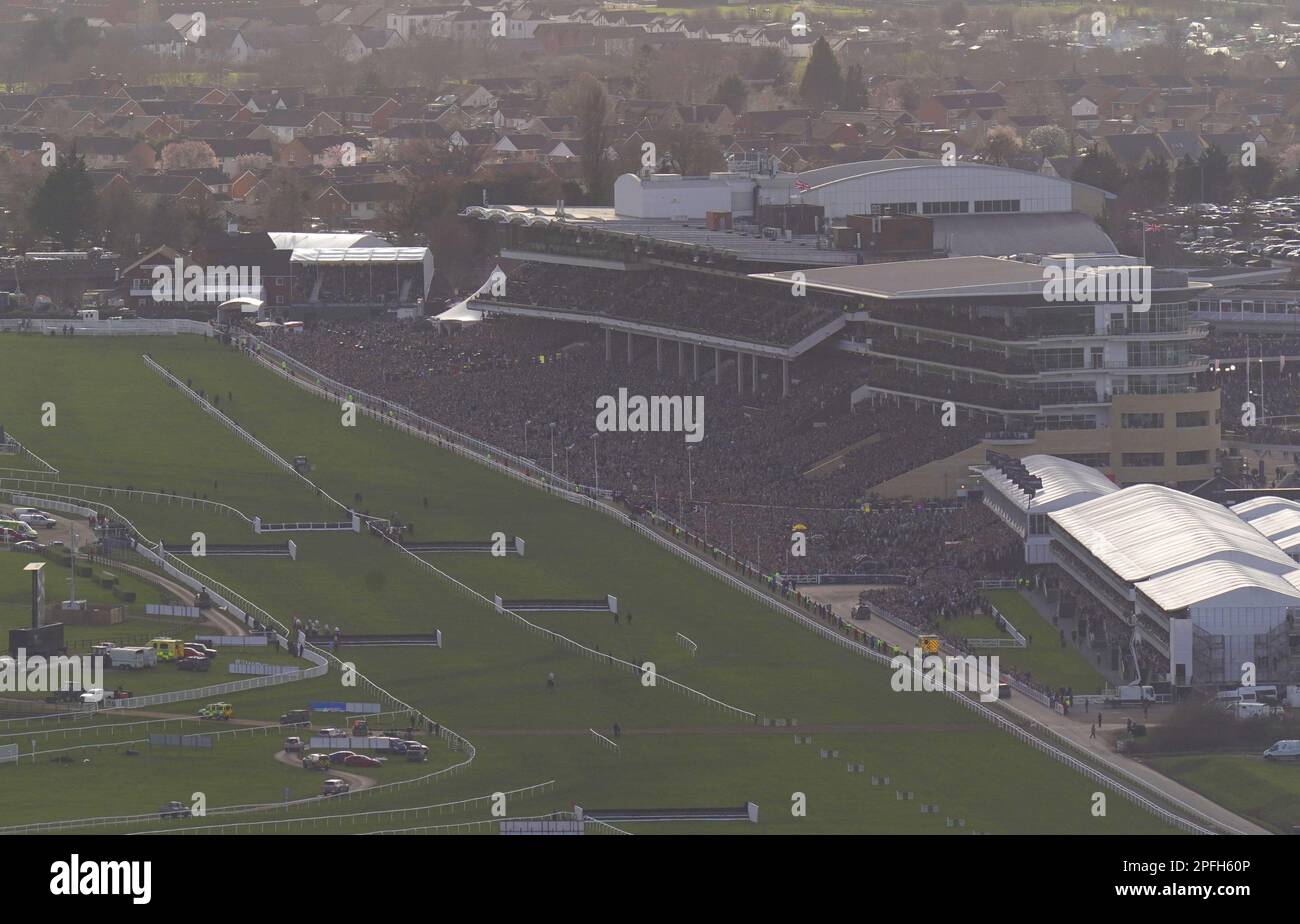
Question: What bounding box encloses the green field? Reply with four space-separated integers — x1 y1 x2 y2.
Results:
981 590 1109 695
0 334 1176 833
1145 753 1300 835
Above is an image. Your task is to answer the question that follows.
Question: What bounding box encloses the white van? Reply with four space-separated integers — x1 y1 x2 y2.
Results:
1263 740 1300 761
1231 701 1275 720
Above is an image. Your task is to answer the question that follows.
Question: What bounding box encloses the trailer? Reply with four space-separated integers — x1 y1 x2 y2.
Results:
1104 684 1155 707
105 646 156 670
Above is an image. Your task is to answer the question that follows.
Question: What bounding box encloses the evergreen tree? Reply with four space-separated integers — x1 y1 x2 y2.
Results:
711 74 748 115
1072 147 1125 195
799 38 843 109
28 147 96 249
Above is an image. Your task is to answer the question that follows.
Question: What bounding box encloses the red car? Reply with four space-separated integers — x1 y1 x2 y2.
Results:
343 753 384 768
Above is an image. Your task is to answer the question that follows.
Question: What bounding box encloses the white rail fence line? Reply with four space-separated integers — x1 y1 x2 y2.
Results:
370 811 631 836
0 318 216 336
589 728 621 753
3 479 252 522
244 335 1225 835
0 433 59 477
126 781 558 836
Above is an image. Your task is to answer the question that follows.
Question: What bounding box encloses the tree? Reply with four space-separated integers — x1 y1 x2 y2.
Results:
711 74 747 115
658 124 724 176
1072 147 1125 195
1172 154 1200 204
160 140 218 172
981 124 1022 166
799 37 842 109
1196 145 1231 204
28 147 96 248
1233 152 1275 200
941 1 968 28
552 74 614 203
840 64 868 110
253 168 311 232
1025 124 1071 158
1127 156 1170 210
748 47 788 87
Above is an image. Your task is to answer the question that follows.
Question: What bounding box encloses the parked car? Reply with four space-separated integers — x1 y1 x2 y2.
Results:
177 656 210 672
318 727 345 738
302 753 328 771
321 778 351 796
343 753 384 768
280 709 309 726
12 540 43 553
284 736 304 753
185 641 217 659
405 743 429 762
327 750 356 764
158 801 190 820
18 512 56 529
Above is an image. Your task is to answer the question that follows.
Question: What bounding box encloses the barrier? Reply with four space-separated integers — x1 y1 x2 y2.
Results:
146 604 201 619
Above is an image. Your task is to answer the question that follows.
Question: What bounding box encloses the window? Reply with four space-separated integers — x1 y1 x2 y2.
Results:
1176 450 1209 466
922 200 969 215
1121 452 1164 468
974 199 1021 213
1121 413 1164 429
1176 411 1209 428
1057 452 1111 467
870 202 917 216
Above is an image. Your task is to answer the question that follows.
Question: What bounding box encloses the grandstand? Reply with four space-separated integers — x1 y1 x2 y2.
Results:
979 457 1300 688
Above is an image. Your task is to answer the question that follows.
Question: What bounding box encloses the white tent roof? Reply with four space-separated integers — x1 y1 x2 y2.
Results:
983 454 1118 514
1232 496 1300 553
1137 559 1300 612
269 232 388 250
290 247 430 264
1050 484 1299 583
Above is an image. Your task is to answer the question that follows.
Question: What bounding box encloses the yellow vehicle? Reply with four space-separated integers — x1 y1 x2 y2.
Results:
149 638 185 661
918 634 941 655
198 702 233 721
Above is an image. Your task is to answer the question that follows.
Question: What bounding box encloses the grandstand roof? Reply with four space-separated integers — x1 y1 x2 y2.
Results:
982 454 1118 514
788 159 1115 201
269 232 389 250
755 256 1050 300
932 213 1117 258
1136 559 1300 613
1232 496 1300 555
1050 484 1300 585
289 247 430 264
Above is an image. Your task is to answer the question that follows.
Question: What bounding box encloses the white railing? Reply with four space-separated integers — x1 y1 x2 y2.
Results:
125 781 557 836
589 728 621 753
0 318 215 336
5 481 252 523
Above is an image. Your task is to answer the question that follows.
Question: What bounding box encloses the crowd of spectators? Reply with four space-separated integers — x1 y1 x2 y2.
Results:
292 263 426 306
263 315 1001 577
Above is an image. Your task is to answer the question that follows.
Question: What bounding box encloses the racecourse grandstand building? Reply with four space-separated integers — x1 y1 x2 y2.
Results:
981 455 1300 687
755 255 1220 490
